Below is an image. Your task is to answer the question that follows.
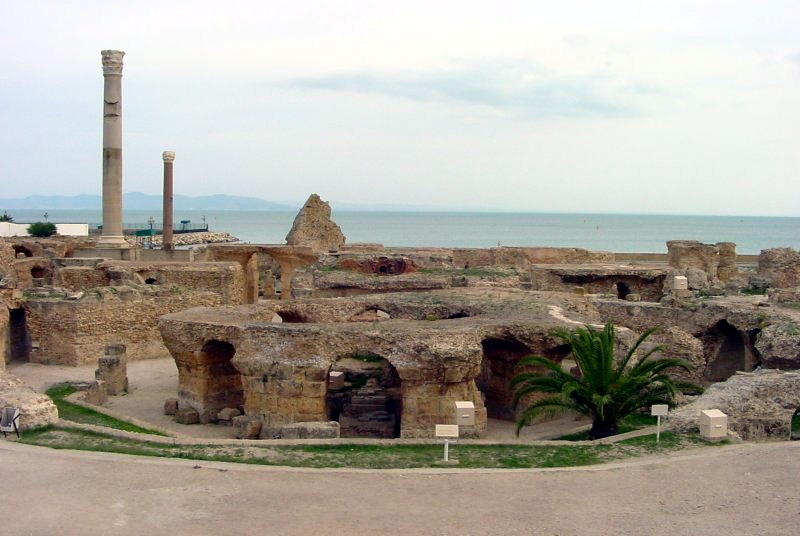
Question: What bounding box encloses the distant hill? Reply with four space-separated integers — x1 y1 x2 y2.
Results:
0 193 294 211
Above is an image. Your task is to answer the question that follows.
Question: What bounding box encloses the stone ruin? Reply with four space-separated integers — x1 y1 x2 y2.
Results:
2 200 800 440
285 193 346 253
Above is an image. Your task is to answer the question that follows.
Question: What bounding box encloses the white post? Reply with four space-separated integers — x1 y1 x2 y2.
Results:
656 415 661 443
443 439 449 462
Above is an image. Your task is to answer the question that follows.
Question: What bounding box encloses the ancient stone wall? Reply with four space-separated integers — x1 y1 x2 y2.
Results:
337 246 614 271
24 288 227 365
667 240 739 282
528 266 667 302
758 248 800 288
99 261 245 304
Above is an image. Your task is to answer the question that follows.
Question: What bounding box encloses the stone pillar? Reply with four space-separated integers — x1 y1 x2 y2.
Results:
95 343 128 396
98 50 127 247
162 151 175 251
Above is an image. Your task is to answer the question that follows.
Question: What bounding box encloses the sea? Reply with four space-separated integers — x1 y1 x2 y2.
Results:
7 209 800 255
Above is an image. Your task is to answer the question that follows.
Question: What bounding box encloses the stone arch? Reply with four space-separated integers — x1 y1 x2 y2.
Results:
616 281 631 300
12 245 33 258
327 353 402 438
144 277 159 285
477 337 532 420
477 337 571 421
192 339 242 422
701 320 751 382
277 310 309 323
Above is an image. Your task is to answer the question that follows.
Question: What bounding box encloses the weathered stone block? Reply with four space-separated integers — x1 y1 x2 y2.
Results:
279 421 340 439
303 381 327 397
217 407 241 422
174 408 199 425
81 380 108 405
163 398 178 415
232 415 263 439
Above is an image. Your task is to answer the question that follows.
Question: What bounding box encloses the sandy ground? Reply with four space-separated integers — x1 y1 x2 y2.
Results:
6 357 593 441
3 357 799 535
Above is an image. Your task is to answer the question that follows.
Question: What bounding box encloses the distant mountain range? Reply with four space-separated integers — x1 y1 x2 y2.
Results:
0 193 294 211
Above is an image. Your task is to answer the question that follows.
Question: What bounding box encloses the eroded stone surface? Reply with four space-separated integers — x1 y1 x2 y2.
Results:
669 369 800 439
0 373 59 430
285 194 345 252
758 247 800 288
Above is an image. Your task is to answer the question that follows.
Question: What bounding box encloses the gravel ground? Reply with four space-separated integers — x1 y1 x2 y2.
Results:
3 357 799 535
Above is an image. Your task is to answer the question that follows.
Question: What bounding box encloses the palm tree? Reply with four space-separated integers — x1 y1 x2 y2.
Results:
511 322 699 440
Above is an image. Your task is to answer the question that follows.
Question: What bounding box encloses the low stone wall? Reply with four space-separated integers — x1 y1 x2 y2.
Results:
527 265 668 301
338 246 614 270
24 287 228 365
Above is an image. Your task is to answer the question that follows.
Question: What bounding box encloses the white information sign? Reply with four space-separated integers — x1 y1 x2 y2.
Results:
435 424 459 438
651 404 669 416
651 404 669 443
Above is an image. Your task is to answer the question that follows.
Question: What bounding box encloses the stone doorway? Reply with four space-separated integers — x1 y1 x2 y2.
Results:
8 308 31 364
616 281 631 300
477 337 532 421
701 320 751 382
327 354 402 438
477 337 571 421
196 339 243 422
792 408 800 440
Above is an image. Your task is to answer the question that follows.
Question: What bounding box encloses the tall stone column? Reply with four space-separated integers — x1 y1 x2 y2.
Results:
98 50 126 247
162 151 175 251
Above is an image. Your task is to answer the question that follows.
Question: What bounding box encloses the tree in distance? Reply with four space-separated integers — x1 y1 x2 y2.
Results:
511 322 700 440
27 221 57 237
0 211 13 222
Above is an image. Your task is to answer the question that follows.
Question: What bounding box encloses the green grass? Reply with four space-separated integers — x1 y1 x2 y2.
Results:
555 414 659 441
19 425 722 470
45 384 167 436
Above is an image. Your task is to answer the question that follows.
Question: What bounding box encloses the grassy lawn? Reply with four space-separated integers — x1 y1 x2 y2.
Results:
20 425 723 470
46 383 167 436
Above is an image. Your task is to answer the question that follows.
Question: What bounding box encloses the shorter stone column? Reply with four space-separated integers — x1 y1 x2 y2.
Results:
95 343 129 396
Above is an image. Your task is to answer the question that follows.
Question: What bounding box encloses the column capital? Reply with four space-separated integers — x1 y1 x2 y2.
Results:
101 50 125 75
162 151 176 163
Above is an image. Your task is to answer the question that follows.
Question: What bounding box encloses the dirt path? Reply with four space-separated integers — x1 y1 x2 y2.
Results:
1 439 797 535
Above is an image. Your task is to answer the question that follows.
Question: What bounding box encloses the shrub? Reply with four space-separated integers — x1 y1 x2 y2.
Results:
0 211 13 222
27 221 57 237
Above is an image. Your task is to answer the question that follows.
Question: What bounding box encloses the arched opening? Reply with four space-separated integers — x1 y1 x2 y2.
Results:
12 245 33 258
144 277 159 285
30 266 50 286
616 281 631 300
327 353 402 438
197 339 242 421
277 310 308 323
477 338 571 421
792 408 800 440
8 308 30 364
476 337 532 420
447 312 470 319
701 320 749 382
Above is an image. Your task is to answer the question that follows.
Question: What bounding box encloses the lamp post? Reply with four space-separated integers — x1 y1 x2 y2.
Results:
147 216 154 230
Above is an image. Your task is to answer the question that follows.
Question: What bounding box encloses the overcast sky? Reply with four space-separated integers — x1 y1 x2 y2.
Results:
2 1 799 216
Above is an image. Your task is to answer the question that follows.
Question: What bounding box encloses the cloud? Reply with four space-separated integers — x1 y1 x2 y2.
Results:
281 61 640 118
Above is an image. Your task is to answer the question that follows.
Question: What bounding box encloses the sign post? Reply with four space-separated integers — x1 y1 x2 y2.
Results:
435 424 459 462
651 404 669 443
